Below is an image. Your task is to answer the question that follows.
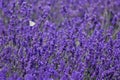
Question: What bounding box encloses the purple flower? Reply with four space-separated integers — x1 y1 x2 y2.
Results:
0 0 120 80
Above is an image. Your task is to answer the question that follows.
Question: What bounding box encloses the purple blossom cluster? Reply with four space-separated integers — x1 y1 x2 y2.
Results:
0 0 120 80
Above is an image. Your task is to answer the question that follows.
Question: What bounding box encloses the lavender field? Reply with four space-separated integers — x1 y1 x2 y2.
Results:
0 0 120 80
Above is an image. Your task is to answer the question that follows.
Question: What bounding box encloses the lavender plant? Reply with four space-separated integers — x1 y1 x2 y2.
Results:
0 0 120 80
